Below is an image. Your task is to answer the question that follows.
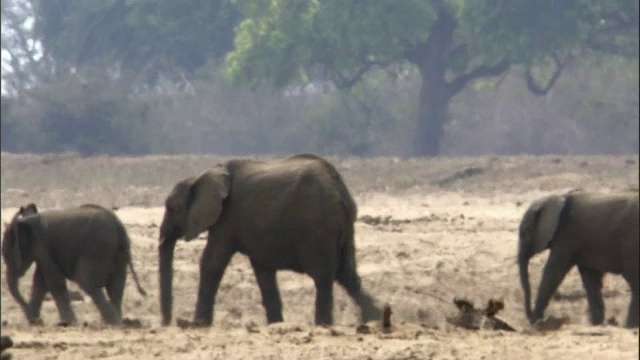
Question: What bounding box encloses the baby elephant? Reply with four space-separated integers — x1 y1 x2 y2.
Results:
518 190 639 328
2 203 147 326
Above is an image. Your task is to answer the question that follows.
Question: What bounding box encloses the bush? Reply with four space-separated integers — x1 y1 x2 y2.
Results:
2 73 152 155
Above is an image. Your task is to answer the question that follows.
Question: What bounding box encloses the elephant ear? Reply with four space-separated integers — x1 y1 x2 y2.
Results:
20 203 38 216
2 210 20 257
532 195 567 254
184 167 230 241
9 214 43 274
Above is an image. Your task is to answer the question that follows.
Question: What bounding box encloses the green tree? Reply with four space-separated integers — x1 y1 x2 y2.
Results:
226 0 639 156
23 0 239 85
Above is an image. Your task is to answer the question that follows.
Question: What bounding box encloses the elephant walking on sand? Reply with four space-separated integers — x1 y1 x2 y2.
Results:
159 153 381 326
2 204 147 325
518 190 639 328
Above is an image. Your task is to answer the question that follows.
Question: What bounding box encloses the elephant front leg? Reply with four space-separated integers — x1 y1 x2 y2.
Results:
250 260 283 323
578 266 605 325
48 281 77 325
531 252 574 323
193 240 235 326
39 260 77 325
27 267 47 325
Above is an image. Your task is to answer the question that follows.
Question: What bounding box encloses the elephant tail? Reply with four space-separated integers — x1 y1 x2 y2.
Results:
124 236 147 297
336 222 362 291
116 220 148 297
127 257 148 297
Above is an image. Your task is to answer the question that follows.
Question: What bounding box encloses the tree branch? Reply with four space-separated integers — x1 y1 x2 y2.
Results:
587 37 639 57
333 59 390 90
446 59 510 97
526 52 567 96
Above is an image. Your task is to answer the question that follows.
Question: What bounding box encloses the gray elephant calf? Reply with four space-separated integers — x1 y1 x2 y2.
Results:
159 153 381 326
2 203 147 325
518 190 639 328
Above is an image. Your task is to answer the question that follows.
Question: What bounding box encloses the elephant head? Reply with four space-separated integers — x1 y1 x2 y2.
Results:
517 194 567 321
158 166 230 325
2 204 41 317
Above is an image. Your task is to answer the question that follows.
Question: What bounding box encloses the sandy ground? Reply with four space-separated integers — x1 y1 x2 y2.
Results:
1 154 638 359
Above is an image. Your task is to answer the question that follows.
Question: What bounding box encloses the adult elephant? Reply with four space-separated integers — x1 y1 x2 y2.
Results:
2 203 147 325
518 190 639 328
158 153 380 326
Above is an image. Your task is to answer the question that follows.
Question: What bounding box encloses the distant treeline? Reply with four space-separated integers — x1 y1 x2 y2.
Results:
1 58 637 156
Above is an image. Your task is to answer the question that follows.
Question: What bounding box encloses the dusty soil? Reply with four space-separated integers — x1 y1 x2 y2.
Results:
1 153 638 359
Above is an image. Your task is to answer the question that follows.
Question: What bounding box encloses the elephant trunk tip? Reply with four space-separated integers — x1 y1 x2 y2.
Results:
518 257 533 322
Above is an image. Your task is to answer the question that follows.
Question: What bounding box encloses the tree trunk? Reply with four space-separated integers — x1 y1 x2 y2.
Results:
407 10 510 157
413 71 451 156
408 10 456 157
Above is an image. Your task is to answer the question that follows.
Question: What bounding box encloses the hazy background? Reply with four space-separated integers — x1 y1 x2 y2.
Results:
2 1 638 157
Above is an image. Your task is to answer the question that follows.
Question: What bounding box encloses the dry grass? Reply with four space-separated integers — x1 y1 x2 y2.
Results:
2 152 637 209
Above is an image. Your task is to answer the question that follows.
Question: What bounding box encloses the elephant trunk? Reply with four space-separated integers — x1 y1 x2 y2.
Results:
518 254 533 322
6 270 29 315
159 236 177 326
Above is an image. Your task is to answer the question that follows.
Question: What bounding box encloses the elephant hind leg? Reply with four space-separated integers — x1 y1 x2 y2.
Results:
250 260 283 324
105 270 126 320
578 266 605 325
336 266 381 323
626 289 639 328
621 259 639 328
623 274 639 328
82 285 122 326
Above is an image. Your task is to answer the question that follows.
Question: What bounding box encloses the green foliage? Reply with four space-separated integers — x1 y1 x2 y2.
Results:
29 0 240 84
227 0 438 87
465 0 639 64
229 0 637 88
226 0 637 155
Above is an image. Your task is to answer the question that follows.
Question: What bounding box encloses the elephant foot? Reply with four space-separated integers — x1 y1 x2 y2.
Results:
28 317 44 326
105 319 123 327
266 317 284 324
529 310 544 325
57 315 78 327
361 303 383 322
190 318 212 328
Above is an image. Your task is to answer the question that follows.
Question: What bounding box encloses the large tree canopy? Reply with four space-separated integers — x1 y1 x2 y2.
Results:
226 0 638 156
7 0 239 86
